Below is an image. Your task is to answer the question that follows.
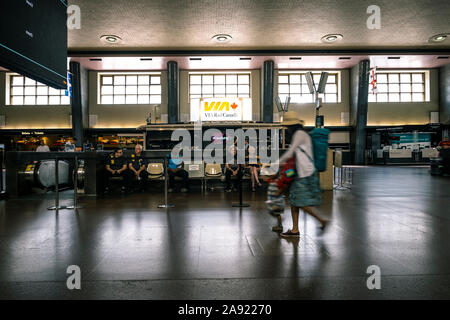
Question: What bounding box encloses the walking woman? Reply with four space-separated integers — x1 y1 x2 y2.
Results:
278 111 328 237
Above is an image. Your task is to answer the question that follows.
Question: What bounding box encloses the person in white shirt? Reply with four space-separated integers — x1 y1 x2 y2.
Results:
277 111 328 238
36 140 50 152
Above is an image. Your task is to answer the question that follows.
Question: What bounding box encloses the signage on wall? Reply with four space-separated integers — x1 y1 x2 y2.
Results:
369 67 378 94
65 72 72 98
21 131 44 135
190 97 252 122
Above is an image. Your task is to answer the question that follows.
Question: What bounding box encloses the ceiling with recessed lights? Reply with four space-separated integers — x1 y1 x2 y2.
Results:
67 0 450 51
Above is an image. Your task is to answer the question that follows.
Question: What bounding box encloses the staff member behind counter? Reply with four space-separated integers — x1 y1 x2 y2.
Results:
104 148 129 194
128 144 149 192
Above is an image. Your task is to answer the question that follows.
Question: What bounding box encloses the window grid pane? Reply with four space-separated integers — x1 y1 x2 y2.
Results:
369 72 426 102
276 72 339 104
189 73 251 101
9 75 69 105
99 74 162 104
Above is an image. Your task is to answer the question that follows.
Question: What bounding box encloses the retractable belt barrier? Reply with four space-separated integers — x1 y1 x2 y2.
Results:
5 151 170 211
6 151 256 210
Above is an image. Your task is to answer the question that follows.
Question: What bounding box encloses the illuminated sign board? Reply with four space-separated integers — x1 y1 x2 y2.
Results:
190 98 252 122
21 131 44 135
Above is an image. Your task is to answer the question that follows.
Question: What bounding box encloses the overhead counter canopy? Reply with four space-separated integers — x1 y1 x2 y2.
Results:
137 122 287 131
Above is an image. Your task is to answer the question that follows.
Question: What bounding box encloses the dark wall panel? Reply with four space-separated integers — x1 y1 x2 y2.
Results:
440 64 450 125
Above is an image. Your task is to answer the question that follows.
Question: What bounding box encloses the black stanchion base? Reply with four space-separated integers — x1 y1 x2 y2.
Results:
232 203 250 207
47 206 68 210
157 204 175 209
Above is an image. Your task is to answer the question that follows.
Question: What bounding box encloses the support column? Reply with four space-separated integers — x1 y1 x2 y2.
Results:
439 64 450 125
69 61 89 146
350 60 370 165
167 61 179 124
262 60 275 123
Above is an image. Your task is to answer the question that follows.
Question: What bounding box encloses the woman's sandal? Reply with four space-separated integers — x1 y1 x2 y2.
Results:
319 220 329 231
280 229 300 238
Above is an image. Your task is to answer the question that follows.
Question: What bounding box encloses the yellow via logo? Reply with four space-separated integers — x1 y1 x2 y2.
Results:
204 101 230 112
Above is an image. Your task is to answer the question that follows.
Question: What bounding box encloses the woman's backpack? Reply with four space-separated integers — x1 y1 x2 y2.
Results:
309 128 330 172
298 128 330 172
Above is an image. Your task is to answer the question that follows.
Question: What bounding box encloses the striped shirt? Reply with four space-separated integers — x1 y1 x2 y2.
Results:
266 180 285 212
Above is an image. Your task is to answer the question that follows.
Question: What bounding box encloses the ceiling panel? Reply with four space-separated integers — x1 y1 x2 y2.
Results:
67 0 450 51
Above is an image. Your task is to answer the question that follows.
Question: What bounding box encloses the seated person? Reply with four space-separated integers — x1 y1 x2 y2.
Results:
168 148 189 193
225 146 243 192
246 144 262 192
104 148 129 193
64 138 77 152
128 144 148 192
36 140 50 152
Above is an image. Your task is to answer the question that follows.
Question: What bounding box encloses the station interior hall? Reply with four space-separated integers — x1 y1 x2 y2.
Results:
0 0 449 300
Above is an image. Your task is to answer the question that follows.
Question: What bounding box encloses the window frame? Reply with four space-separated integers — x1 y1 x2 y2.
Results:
97 71 162 105
368 70 430 103
188 71 251 104
6 73 70 106
277 70 341 104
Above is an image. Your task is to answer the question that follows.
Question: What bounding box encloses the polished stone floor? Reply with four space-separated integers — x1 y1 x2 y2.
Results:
0 166 450 299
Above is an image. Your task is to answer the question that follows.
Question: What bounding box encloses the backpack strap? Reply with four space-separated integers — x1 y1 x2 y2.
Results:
297 146 314 167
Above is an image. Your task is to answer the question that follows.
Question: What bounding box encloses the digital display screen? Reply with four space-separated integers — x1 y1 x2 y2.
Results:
0 0 68 89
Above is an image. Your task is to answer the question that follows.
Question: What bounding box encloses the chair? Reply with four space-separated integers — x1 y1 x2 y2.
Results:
203 163 223 191
184 161 205 189
147 162 164 180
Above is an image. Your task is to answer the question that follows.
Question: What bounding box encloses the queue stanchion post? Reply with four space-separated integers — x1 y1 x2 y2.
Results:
0 149 5 199
48 156 67 211
232 166 249 208
158 156 175 209
0 150 3 194
67 155 82 210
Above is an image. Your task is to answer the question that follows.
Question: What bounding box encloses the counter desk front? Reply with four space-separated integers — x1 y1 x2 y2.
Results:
374 148 438 164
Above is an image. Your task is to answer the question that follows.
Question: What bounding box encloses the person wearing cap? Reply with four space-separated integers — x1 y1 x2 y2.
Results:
277 111 328 238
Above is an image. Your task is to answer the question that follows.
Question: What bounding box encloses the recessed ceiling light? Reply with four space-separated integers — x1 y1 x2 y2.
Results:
212 34 232 43
429 33 449 43
321 34 343 43
100 35 122 44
